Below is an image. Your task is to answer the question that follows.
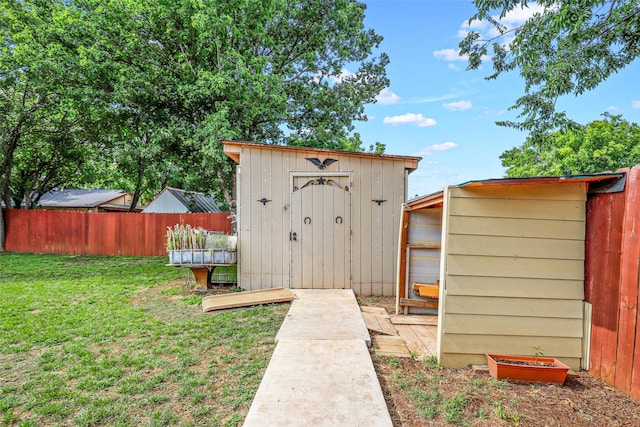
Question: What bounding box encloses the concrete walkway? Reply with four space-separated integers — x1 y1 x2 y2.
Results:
243 289 392 427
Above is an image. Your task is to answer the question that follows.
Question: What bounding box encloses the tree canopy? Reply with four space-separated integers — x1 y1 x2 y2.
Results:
460 1 640 134
0 0 389 249
500 114 640 177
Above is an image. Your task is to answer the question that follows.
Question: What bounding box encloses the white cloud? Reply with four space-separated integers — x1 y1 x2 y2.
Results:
414 142 459 157
632 100 640 109
607 105 620 111
383 113 437 127
431 142 459 151
443 100 472 111
376 87 401 105
329 69 355 84
499 3 546 27
433 48 468 62
404 92 465 104
448 63 461 72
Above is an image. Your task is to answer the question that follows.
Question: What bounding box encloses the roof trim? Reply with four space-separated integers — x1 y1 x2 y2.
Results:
457 173 626 188
407 172 627 211
222 140 421 171
406 191 444 211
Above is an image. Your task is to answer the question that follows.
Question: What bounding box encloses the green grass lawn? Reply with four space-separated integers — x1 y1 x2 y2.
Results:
0 253 288 427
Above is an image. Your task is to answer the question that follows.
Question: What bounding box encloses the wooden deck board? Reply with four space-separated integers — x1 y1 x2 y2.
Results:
390 314 438 326
202 288 295 312
363 312 398 336
393 324 438 358
361 306 390 317
373 335 411 358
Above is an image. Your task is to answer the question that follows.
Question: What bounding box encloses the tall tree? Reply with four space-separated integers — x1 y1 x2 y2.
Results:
460 1 640 134
79 0 389 209
500 114 640 177
0 0 105 250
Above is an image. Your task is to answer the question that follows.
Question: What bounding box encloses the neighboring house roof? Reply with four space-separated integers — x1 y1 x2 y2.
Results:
38 189 129 209
142 187 224 213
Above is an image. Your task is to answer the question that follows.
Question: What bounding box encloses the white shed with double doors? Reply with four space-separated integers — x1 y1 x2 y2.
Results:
223 141 420 296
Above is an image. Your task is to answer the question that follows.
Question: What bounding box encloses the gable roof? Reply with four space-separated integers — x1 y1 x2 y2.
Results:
162 187 223 213
38 189 128 208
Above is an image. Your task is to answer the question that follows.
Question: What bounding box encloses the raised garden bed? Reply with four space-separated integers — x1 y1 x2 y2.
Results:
168 249 237 265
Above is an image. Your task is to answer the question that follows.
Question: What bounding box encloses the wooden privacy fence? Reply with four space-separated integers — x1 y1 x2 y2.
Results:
585 165 640 401
3 209 232 256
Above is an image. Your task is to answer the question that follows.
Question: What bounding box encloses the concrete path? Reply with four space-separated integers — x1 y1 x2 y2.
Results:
243 289 392 427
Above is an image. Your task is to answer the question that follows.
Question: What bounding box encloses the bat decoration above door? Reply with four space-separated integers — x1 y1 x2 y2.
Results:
305 157 338 170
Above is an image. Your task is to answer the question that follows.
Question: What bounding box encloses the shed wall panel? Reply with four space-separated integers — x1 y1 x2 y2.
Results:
444 314 583 337
443 335 583 358
449 198 584 221
234 145 409 295
446 276 584 299
440 183 587 370
444 296 584 318
448 216 586 240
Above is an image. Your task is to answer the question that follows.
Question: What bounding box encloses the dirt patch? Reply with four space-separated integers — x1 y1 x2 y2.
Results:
129 278 236 323
359 297 640 426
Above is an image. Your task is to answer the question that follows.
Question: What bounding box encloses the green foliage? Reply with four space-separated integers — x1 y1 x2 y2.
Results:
461 1 640 134
0 0 389 234
501 114 640 176
0 253 288 425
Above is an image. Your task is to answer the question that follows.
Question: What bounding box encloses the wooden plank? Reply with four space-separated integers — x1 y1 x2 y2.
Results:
449 197 585 221
444 296 584 319
444 313 584 338
395 324 428 357
399 298 438 309
373 335 411 357
361 306 389 317
446 276 584 300
362 312 397 336
202 288 294 312
615 166 640 394
450 182 587 201
447 255 584 281
389 314 438 326
447 234 585 260
413 283 439 299
448 216 585 240
395 207 410 314
410 325 437 356
600 192 624 385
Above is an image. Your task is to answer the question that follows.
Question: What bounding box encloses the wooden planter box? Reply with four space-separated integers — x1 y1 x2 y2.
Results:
486 353 570 384
168 249 237 265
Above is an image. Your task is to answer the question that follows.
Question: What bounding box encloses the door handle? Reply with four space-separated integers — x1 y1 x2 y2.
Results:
290 232 297 241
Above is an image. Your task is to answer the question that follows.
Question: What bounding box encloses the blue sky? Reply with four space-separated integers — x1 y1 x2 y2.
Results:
351 0 640 198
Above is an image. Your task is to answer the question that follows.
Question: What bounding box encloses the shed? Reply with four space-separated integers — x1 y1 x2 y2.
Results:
223 141 420 296
397 173 625 370
37 189 141 212
143 187 225 213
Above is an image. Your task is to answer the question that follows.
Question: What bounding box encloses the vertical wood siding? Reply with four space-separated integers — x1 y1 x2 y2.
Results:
4 210 231 256
235 146 409 295
440 183 587 370
585 166 640 400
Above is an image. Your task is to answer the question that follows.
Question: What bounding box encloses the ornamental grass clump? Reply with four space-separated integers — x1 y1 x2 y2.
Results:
165 224 207 251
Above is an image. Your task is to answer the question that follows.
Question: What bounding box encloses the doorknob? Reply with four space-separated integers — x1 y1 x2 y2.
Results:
290 232 297 241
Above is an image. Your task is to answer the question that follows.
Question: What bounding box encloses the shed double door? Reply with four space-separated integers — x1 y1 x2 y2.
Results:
290 176 351 289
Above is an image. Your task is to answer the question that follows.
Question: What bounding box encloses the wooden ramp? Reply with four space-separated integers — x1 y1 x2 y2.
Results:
201 288 294 312
362 309 438 359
